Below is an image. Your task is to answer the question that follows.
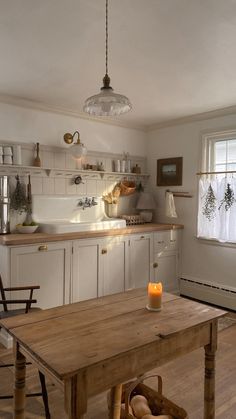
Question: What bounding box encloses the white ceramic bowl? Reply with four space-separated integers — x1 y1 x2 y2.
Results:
16 225 38 234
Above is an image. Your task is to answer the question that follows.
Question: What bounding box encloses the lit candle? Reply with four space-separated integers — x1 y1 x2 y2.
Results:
147 282 163 311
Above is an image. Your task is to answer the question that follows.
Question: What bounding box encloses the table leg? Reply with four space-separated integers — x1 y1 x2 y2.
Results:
204 320 217 419
65 373 87 419
14 342 26 419
109 384 122 419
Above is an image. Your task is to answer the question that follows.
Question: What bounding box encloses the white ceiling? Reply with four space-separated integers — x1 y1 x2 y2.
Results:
1 0 236 129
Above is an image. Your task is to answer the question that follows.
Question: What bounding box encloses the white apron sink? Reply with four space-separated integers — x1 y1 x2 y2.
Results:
39 219 126 234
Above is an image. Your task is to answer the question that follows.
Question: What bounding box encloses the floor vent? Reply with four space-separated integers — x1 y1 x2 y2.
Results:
180 277 236 311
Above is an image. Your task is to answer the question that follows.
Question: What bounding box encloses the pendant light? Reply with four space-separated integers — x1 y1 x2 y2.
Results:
83 0 132 116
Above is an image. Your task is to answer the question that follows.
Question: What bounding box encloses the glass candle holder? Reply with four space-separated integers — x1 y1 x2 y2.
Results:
146 282 163 311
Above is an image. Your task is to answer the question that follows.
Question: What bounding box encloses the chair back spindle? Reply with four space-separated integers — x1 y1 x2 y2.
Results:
0 275 8 312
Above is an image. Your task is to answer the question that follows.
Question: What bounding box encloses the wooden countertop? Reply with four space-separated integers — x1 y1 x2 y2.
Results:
0 223 183 246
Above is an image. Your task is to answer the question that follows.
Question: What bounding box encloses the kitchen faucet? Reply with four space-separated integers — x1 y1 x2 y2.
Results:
78 197 98 210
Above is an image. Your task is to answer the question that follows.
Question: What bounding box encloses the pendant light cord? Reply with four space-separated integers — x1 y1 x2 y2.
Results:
105 0 108 75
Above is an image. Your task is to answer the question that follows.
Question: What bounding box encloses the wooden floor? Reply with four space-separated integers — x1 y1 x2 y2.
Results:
0 317 236 419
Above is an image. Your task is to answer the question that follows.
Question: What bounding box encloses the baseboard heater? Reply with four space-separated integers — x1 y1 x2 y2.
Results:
180 277 236 311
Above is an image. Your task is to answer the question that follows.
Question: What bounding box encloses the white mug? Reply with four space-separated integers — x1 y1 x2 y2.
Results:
3 146 13 156
3 155 13 165
0 146 3 156
121 160 126 173
12 145 22 165
114 159 121 172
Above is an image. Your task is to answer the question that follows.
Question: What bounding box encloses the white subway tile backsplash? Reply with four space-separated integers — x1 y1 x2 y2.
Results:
42 177 55 194
42 150 54 168
66 178 77 195
31 177 43 194
54 152 66 169
66 153 76 169
22 148 34 166
54 178 66 194
97 180 106 197
86 179 97 196
76 181 86 196
106 180 116 194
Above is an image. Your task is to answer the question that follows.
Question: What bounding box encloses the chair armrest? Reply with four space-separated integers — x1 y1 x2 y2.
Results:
0 299 37 304
4 285 40 291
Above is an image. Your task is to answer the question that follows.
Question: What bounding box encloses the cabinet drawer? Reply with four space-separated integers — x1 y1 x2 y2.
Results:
154 230 178 253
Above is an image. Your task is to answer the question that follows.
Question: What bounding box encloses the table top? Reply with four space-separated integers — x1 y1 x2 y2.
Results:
0 289 226 381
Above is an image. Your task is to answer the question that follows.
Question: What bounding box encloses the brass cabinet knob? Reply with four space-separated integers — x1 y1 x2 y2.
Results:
101 249 107 254
153 262 158 268
157 240 164 244
170 239 176 242
140 236 145 239
38 245 48 252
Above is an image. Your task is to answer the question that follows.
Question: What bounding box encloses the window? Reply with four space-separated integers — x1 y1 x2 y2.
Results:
198 130 236 243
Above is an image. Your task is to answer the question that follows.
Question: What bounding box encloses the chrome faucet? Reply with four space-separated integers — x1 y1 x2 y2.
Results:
78 197 98 210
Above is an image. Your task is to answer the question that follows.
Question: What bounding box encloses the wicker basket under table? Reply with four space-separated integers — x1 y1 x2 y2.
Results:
109 375 188 419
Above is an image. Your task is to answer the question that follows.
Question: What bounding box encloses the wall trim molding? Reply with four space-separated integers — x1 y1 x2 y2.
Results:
2 94 236 134
0 94 147 133
148 104 236 131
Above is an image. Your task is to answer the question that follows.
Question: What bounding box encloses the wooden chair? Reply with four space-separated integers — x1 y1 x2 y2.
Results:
0 275 51 419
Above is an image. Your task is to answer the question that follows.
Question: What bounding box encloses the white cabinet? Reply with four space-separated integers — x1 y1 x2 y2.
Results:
153 253 179 291
10 241 71 309
154 229 179 255
5 228 181 310
72 236 128 302
99 236 129 296
72 238 101 302
153 230 181 293
128 233 154 290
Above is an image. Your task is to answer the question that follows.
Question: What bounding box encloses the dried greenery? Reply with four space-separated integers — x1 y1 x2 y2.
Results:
202 184 217 221
103 185 121 204
10 175 28 214
218 183 236 211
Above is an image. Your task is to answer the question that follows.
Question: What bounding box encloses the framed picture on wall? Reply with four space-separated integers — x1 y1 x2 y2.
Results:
157 157 183 186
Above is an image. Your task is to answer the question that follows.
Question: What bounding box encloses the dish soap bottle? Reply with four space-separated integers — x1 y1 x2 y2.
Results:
34 142 41 167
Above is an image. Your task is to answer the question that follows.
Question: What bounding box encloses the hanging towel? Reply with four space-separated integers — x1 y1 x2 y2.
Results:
165 191 177 218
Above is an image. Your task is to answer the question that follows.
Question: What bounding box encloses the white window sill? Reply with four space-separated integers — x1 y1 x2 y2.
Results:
196 236 236 249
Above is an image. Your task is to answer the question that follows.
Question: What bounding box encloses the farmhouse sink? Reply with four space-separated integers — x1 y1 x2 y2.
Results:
39 219 126 234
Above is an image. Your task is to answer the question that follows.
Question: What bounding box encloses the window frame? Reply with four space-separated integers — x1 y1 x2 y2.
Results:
201 129 236 173
198 129 236 247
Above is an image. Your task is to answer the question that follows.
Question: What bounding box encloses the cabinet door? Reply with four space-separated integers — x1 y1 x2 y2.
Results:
129 233 154 290
99 237 128 297
10 241 71 309
72 239 101 302
154 252 179 292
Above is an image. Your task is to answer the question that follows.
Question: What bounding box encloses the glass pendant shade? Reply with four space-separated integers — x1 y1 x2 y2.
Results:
70 143 87 159
84 86 132 116
83 0 132 117
63 131 87 159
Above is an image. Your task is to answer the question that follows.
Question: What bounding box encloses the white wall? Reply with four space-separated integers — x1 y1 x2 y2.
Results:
0 102 146 155
147 114 236 290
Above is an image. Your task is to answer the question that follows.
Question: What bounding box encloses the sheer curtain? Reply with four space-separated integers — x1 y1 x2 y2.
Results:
197 176 236 242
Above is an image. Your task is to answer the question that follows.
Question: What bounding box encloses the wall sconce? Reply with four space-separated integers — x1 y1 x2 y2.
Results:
63 131 87 159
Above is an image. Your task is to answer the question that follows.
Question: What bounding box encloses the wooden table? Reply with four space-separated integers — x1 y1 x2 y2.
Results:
0 289 226 419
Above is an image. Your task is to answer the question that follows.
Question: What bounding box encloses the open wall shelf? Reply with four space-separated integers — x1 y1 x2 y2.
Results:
0 164 150 179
